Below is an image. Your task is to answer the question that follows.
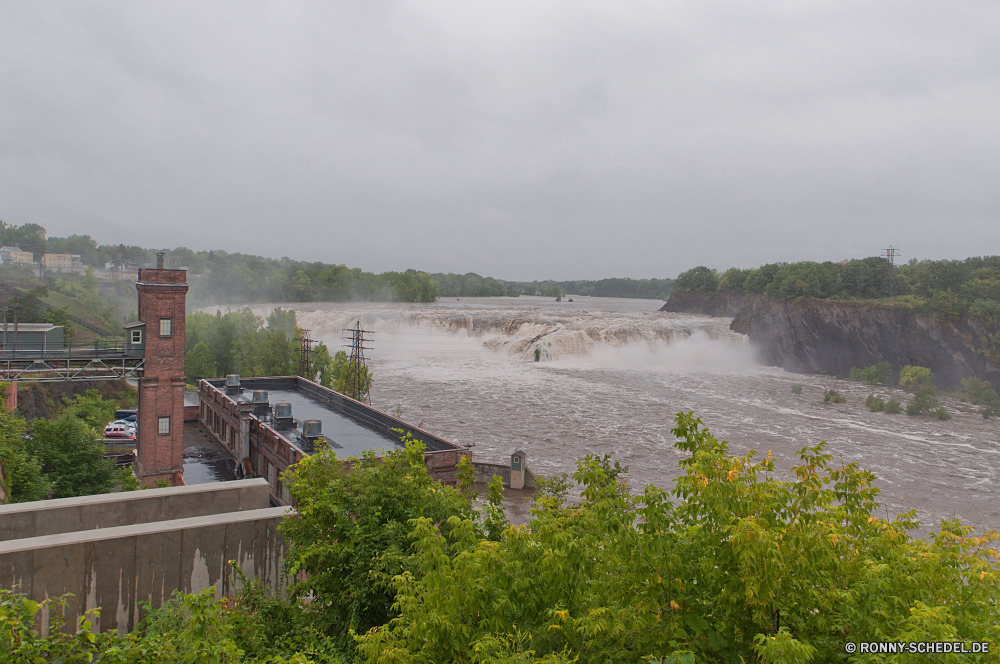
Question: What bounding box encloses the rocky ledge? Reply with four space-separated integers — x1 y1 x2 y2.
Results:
729 295 1000 389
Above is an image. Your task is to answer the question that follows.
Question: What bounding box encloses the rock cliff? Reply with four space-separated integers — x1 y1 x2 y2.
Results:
659 291 746 318
729 295 1000 389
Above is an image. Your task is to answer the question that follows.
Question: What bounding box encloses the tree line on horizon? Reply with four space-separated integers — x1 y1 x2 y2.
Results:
0 222 676 304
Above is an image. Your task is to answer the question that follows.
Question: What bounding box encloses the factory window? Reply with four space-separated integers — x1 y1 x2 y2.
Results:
158 416 170 435
159 318 172 336
131 329 142 345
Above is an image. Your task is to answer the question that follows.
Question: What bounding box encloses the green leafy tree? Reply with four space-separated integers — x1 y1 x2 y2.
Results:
674 266 720 293
185 341 217 382
899 365 935 390
0 406 50 503
59 388 118 431
26 416 116 498
357 413 1000 663
849 361 893 385
279 434 474 646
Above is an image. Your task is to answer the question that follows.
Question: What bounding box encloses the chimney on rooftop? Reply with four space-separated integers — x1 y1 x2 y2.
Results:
156 252 165 269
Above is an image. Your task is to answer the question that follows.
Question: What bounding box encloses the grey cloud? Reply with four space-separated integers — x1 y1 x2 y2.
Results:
1 1 998 280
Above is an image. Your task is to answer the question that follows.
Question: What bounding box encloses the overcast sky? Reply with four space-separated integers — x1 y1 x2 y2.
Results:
1 2 998 280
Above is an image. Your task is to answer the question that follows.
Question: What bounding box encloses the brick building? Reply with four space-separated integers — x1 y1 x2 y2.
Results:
134 262 188 486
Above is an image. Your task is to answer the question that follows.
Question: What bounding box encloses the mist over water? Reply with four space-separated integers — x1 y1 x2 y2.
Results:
220 296 1000 538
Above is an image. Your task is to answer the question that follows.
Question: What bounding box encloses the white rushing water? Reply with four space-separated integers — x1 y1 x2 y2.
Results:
213 296 1000 538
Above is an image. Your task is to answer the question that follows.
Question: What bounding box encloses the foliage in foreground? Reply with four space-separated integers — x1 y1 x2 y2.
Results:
0 580 326 664
279 434 476 648
357 413 1000 663
5 413 1000 663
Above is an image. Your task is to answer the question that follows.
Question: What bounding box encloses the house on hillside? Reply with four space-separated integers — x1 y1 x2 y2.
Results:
0 246 34 265
42 253 72 271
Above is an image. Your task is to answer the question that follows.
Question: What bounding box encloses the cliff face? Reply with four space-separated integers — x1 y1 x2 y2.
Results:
730 295 1000 389
659 291 746 318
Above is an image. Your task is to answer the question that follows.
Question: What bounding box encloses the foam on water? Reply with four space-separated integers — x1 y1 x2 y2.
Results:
205 296 1000 537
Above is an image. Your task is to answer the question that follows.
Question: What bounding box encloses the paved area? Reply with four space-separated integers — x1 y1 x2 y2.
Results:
182 422 237 484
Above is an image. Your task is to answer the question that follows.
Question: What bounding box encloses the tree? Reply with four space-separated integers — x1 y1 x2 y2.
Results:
0 406 49 503
280 434 474 646
674 266 720 293
356 413 1000 663
185 341 216 382
899 365 934 390
60 388 118 431
26 416 116 498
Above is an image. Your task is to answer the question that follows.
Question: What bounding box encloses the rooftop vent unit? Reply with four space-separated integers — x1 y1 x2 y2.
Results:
252 390 269 416
225 374 241 396
273 403 293 428
303 419 322 439
299 419 323 453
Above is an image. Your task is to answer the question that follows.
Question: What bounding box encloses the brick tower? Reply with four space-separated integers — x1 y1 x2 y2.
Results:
134 256 188 486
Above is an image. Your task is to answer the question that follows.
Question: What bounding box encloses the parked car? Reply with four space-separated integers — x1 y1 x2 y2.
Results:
111 419 137 431
104 423 136 439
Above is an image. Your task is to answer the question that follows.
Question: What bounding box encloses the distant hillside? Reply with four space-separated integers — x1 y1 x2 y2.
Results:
0 221 675 307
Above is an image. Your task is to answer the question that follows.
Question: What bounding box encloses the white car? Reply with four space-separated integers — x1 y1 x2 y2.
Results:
104 423 136 440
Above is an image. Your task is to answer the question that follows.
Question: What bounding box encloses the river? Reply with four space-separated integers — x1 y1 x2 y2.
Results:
226 295 999 538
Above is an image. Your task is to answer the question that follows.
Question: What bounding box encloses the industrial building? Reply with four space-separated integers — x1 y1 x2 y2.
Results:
198 375 469 505
0 323 65 352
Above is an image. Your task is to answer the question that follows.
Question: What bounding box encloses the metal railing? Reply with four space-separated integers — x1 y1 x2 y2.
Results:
0 339 128 360
0 341 143 382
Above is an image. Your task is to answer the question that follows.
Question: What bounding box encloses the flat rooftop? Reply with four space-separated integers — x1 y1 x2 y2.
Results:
205 376 461 458
248 388 400 457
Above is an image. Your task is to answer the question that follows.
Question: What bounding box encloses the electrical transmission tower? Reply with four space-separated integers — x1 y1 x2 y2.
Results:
343 321 372 405
880 245 901 298
295 330 314 380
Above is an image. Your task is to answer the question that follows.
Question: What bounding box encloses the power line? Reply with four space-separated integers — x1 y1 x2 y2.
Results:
880 245 901 298
294 329 314 380
343 321 373 405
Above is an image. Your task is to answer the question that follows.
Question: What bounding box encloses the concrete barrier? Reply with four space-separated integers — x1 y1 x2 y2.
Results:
0 478 271 542
472 461 536 489
0 506 292 635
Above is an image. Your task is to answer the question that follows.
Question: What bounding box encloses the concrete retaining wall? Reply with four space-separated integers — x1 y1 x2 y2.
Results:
472 462 536 489
0 506 292 635
0 478 271 542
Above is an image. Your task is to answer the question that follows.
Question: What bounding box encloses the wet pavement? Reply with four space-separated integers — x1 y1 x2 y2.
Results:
182 422 237 484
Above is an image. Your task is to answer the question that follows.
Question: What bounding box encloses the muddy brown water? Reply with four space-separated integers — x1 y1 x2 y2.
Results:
210 296 1000 538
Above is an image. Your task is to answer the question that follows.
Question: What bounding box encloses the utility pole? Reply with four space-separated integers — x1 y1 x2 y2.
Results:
1 300 19 352
295 329 314 380
880 246 901 298
343 321 372 405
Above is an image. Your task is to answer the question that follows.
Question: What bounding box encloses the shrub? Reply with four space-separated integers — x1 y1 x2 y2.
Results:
961 376 993 403
962 377 1000 418
899 365 935 390
934 407 952 421
884 398 903 414
906 400 922 416
791 385 803 395
850 361 893 385
824 389 846 404
865 394 885 412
